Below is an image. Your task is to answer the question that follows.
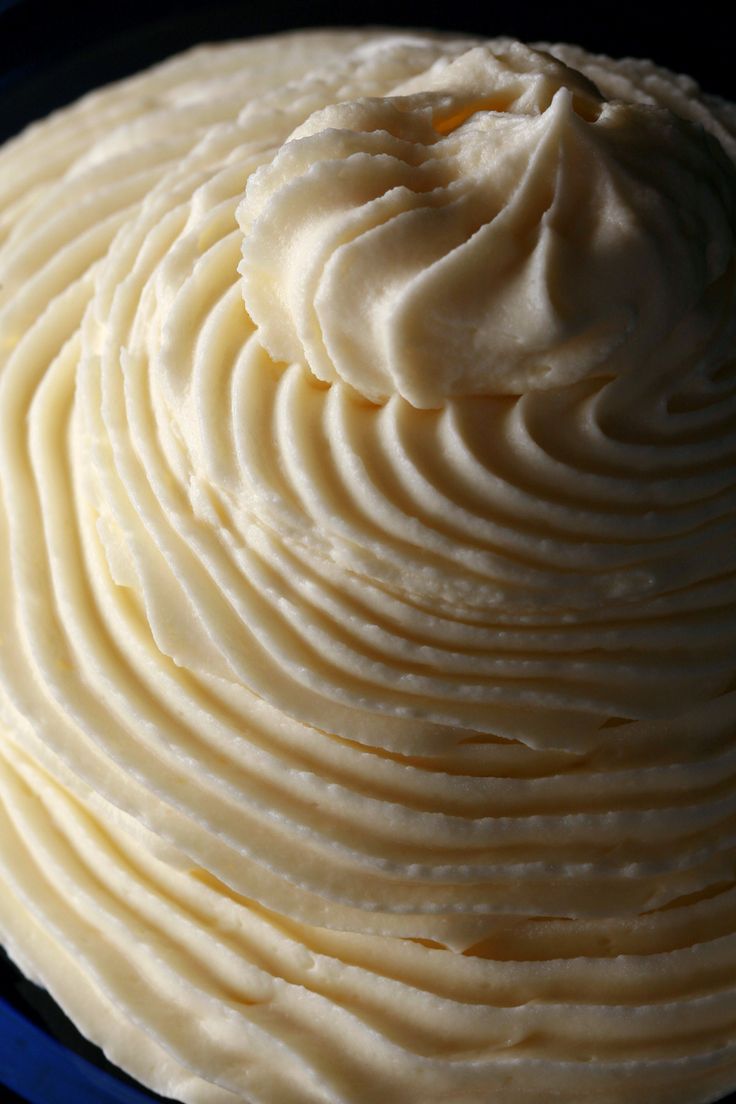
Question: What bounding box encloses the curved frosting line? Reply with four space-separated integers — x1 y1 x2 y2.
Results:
238 42 736 406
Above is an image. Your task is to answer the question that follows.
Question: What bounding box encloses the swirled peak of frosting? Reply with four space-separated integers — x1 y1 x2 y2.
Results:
239 41 736 406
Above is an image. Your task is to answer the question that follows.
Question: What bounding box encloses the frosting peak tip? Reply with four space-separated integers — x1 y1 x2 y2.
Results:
238 41 736 407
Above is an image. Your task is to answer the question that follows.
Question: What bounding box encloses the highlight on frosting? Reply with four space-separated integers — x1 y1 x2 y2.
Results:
239 41 736 406
0 27 735 1104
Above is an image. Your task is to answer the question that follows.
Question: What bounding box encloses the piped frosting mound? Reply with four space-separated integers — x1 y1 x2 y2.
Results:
239 41 736 405
1 28 736 1104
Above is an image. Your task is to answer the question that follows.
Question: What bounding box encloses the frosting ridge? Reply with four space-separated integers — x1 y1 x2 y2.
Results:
239 41 736 406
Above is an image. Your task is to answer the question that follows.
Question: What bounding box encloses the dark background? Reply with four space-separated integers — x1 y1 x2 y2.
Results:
1 0 735 144
1 1 735 1102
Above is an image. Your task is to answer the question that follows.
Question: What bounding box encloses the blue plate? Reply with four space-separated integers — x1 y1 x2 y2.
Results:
0 996 167 1104
2 946 736 1104
0 949 168 1104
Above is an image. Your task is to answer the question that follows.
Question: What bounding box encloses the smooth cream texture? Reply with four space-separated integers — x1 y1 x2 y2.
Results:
0 28 735 1104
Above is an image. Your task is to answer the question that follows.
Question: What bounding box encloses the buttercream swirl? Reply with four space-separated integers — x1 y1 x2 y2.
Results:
240 41 736 405
0 27 735 1104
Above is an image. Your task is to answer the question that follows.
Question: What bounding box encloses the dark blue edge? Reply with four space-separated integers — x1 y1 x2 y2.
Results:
3 984 736 1104
0 995 168 1104
0 945 171 1103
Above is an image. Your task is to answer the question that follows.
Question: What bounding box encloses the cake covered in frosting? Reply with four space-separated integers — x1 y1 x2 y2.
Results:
0 27 735 1104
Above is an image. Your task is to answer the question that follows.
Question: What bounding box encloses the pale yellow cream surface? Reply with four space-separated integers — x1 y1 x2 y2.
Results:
1 28 735 1104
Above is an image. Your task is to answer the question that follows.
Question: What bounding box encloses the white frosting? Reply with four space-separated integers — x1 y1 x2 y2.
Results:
0 28 735 1104
240 41 736 406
